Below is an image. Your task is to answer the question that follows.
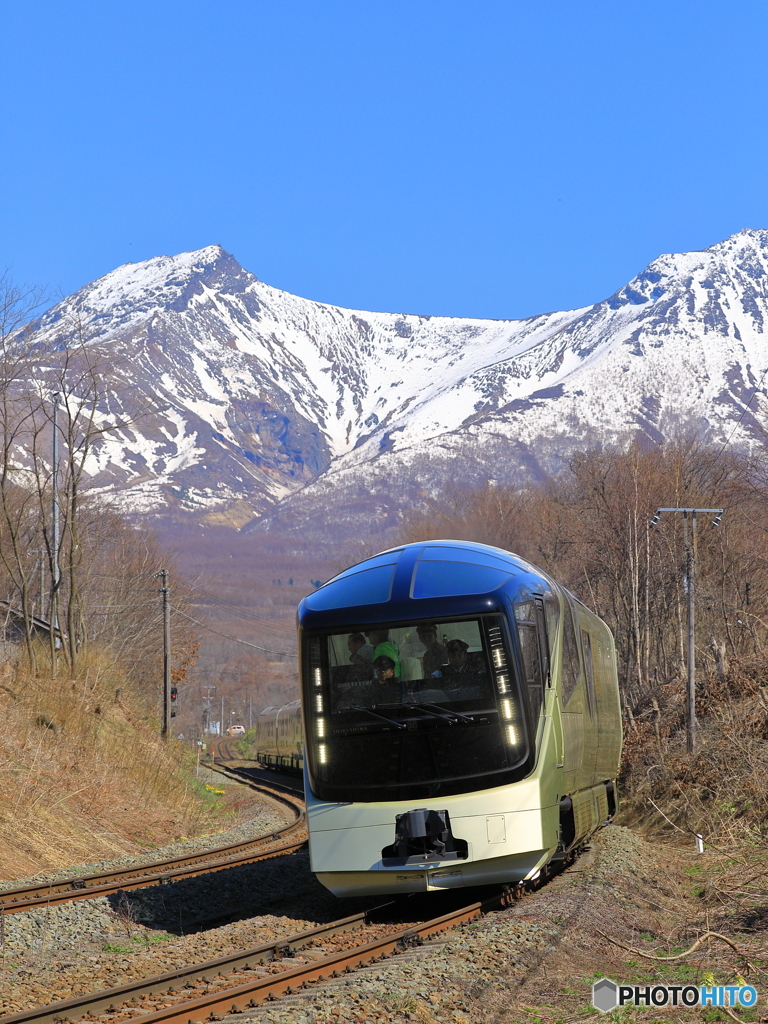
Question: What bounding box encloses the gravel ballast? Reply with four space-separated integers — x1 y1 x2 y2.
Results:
0 825 691 1023
224 825 680 1024
0 776 299 1001
0 846 374 1014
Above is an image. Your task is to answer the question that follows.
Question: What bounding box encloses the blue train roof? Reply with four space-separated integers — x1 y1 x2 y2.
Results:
298 540 556 629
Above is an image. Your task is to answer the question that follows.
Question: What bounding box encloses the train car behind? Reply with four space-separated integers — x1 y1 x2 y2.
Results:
254 700 303 773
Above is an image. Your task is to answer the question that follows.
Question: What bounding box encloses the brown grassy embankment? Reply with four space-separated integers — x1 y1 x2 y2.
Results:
617 663 768 848
0 649 246 880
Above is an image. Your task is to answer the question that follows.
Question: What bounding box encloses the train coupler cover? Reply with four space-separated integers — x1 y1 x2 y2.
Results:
381 808 469 865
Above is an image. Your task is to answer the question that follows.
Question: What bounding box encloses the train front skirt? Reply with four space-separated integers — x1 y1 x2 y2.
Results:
305 773 612 897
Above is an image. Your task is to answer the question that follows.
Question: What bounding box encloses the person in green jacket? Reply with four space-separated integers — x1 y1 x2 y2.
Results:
365 628 401 678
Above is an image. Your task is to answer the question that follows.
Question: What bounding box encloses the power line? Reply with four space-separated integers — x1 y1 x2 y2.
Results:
186 585 303 635
713 364 768 464
171 606 298 658
188 597 298 636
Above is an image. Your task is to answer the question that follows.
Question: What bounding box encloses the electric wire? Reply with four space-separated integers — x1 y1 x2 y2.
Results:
77 573 299 637
186 583 306 635
712 364 768 465
171 605 297 658
187 597 298 637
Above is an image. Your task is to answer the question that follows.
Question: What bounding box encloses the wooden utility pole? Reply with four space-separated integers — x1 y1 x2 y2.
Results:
684 511 696 754
159 569 170 738
650 507 723 754
51 393 61 656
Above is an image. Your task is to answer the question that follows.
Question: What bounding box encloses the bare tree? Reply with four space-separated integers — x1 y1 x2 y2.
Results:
0 272 49 668
398 436 768 714
0 279 197 707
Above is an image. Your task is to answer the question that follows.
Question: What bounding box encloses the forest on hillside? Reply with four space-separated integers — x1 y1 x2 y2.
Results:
400 438 768 842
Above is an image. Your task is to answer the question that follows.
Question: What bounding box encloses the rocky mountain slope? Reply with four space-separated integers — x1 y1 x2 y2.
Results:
23 230 768 540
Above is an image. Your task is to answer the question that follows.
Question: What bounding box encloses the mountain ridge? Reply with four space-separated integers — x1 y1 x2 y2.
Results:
19 228 768 538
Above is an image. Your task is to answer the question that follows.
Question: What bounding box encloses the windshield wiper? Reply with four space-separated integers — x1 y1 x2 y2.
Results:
418 703 476 725
347 705 406 730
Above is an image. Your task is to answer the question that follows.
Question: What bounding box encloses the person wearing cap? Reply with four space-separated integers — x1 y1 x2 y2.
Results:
353 655 402 706
440 638 485 693
416 623 448 679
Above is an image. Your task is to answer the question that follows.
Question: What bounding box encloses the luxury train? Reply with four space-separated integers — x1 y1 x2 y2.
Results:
259 540 622 897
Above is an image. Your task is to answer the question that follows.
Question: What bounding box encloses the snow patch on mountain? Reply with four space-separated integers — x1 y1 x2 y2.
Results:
20 229 768 528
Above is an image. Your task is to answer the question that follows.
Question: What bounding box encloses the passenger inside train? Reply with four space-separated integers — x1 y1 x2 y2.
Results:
328 620 492 710
307 615 527 798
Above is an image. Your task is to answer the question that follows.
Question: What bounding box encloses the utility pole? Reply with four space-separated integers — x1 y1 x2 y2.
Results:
157 569 170 738
203 685 216 734
51 393 61 647
649 507 723 753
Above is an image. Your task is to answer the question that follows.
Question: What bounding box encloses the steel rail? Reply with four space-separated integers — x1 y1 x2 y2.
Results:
0 905 391 1024
0 837 308 914
0 892 507 1024
207 740 305 797
210 739 245 763
209 739 306 795
205 759 304 799
0 779 305 914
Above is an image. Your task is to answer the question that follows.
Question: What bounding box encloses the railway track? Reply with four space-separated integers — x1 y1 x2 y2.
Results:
210 739 242 761
0 768 306 916
0 733 587 1024
208 738 305 801
0 887 519 1024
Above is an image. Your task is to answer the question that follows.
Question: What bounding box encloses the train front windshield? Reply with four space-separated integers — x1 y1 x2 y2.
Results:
303 615 530 801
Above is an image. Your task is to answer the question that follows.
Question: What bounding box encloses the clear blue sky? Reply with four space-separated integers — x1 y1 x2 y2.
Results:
2 0 768 320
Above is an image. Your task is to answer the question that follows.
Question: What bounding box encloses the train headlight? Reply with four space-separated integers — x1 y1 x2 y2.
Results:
318 743 328 764
314 668 322 687
316 718 326 738
496 674 509 694
501 699 513 720
315 694 324 713
506 724 518 746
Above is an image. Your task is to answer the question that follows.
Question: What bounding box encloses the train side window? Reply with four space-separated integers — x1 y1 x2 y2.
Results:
561 602 582 707
515 601 543 722
534 597 550 686
580 628 596 718
544 595 560 660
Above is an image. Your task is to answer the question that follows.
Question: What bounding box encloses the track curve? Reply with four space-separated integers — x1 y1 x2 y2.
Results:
0 765 306 915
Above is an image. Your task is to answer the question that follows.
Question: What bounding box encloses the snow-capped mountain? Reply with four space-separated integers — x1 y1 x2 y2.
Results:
22 230 768 536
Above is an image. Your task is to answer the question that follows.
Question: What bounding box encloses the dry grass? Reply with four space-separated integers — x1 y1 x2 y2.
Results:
0 646 230 879
617 666 768 851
